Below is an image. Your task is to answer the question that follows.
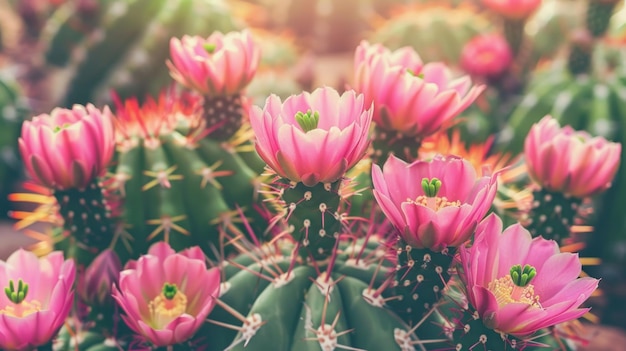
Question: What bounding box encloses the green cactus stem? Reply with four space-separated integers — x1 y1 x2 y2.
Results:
371 127 422 165
567 43 593 76
199 231 446 351
53 177 118 268
523 188 585 244
276 179 344 261
503 19 526 58
390 240 454 326
202 94 246 141
586 0 620 38
450 307 532 350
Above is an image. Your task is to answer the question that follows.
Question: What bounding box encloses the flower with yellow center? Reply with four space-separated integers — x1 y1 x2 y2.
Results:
459 214 599 336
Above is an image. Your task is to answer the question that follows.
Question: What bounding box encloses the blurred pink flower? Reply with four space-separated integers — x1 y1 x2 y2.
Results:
372 154 497 251
79 249 121 307
0 250 75 351
250 87 373 186
353 41 485 139
113 242 219 347
461 34 513 79
459 214 598 336
524 116 621 197
18 104 115 190
482 0 542 20
168 30 261 96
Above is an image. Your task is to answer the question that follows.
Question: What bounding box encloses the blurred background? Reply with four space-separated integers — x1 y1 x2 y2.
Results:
0 0 626 348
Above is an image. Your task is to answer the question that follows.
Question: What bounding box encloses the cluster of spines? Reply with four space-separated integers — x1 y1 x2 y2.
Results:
523 188 586 244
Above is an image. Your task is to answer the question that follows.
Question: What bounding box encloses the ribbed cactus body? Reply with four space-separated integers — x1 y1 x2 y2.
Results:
113 95 267 261
369 5 491 64
201 236 433 351
42 0 238 107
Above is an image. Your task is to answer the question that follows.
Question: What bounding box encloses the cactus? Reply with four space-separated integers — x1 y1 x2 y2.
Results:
200 223 430 351
40 0 239 108
111 90 268 262
0 70 29 217
369 4 491 64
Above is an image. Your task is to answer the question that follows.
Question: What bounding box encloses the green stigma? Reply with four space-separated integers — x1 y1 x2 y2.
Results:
53 123 71 133
295 109 320 133
407 69 424 79
4 279 29 304
162 283 178 300
204 43 216 54
509 264 537 287
421 178 442 197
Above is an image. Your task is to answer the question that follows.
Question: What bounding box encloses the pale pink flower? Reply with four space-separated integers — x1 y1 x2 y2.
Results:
18 104 115 190
168 30 261 96
459 214 598 336
0 250 75 351
524 116 621 197
461 34 513 79
113 242 219 347
250 87 373 186
482 0 542 20
372 154 497 251
353 41 485 138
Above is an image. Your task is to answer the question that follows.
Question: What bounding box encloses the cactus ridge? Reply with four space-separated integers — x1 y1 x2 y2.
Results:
200 227 444 351
523 189 585 243
372 127 423 165
586 1 618 38
391 242 454 327
112 92 268 261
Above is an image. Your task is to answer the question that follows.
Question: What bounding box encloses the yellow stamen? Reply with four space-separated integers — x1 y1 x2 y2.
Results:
411 195 461 211
148 289 188 329
488 275 542 309
0 300 42 318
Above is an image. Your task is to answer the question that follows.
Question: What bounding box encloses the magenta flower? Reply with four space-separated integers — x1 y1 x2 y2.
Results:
372 154 497 251
353 41 485 139
250 87 373 186
524 116 621 197
461 34 513 79
459 214 598 336
168 30 261 96
78 249 121 307
482 0 542 20
0 250 75 351
18 104 115 190
113 242 220 347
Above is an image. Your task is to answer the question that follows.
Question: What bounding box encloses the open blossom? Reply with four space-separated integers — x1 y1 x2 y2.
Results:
461 34 513 79
524 116 621 197
168 30 261 96
482 0 542 20
18 104 115 190
250 87 373 186
0 250 75 351
459 214 598 336
372 154 497 251
113 242 220 347
353 41 485 139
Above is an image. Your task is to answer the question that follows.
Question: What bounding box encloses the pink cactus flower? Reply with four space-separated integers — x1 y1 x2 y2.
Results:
524 116 621 198
168 30 261 96
0 250 75 351
113 242 220 347
18 104 115 190
250 87 373 186
459 213 598 336
372 154 498 251
78 249 121 307
353 41 485 139
482 0 542 20
461 34 513 79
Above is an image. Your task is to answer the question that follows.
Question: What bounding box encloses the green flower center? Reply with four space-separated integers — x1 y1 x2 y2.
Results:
295 109 320 133
4 279 28 304
509 264 537 287
162 283 178 300
421 178 442 198
204 43 217 54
